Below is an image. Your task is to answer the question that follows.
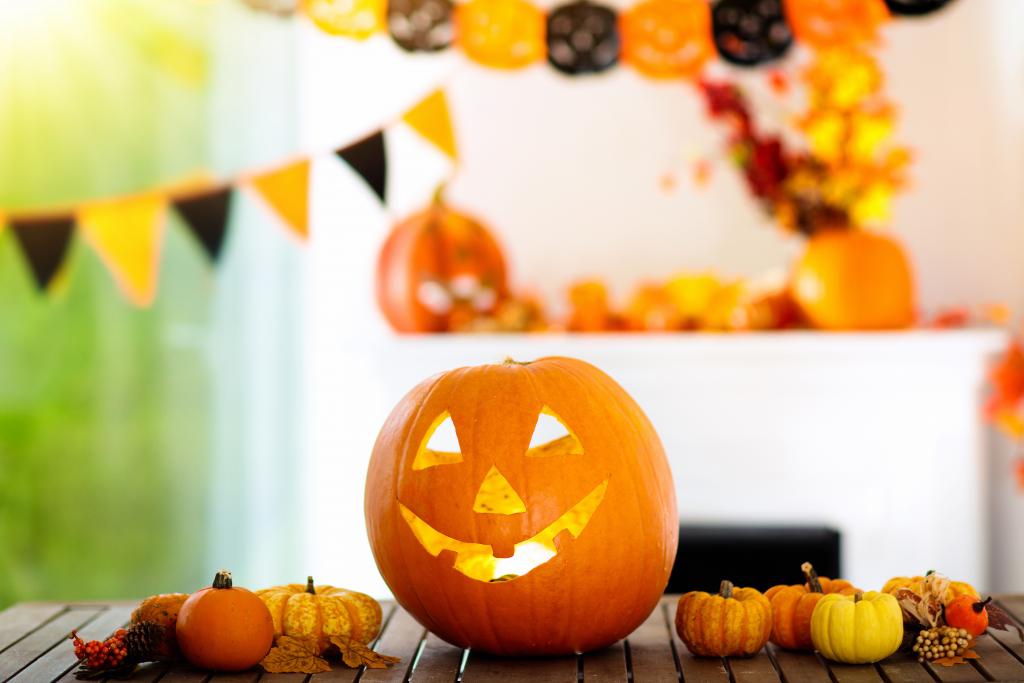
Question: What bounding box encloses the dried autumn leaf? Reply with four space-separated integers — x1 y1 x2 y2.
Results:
329 635 401 669
932 648 979 667
987 603 1024 642
260 635 331 674
894 588 942 628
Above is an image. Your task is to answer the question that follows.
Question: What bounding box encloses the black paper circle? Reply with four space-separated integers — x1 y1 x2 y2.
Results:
546 1 619 75
388 0 454 52
712 0 792 67
883 0 955 16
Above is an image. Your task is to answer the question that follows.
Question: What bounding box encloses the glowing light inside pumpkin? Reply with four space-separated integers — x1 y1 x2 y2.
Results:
472 466 527 514
399 479 609 582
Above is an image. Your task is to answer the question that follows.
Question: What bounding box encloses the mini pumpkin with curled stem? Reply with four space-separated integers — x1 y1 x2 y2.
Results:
256 577 383 653
765 562 860 650
675 580 773 657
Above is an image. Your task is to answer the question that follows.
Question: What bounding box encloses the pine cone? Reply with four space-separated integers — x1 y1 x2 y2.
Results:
124 622 166 663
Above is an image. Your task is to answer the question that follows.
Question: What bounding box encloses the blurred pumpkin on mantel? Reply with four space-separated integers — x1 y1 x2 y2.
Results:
376 190 509 332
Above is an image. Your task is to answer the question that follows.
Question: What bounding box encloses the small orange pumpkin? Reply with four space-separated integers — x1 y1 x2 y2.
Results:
621 0 714 79
881 573 979 605
944 595 991 636
256 577 383 653
675 580 772 657
376 193 509 332
791 229 915 330
176 570 274 672
764 562 859 650
131 593 189 660
783 0 889 49
456 0 545 69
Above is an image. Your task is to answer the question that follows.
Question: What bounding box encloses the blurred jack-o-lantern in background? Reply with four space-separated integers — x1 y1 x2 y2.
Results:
376 193 509 332
365 357 678 655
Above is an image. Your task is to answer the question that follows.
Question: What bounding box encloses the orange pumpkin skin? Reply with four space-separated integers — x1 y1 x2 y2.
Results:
764 563 859 651
944 595 991 637
676 581 772 657
376 200 508 333
365 357 678 655
791 230 915 330
176 571 274 672
131 593 189 660
881 575 979 604
783 0 889 49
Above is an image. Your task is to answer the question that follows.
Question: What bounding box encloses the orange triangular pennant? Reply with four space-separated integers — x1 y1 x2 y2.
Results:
249 159 310 239
78 194 168 307
402 90 457 161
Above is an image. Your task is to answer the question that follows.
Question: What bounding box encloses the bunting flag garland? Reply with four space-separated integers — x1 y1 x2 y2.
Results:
0 87 455 306
280 0 957 72
250 159 312 240
173 187 235 262
336 132 388 203
401 90 457 160
78 195 168 307
10 217 75 291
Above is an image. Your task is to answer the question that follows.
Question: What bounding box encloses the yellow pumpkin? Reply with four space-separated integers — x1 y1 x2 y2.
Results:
256 577 383 652
675 580 773 657
811 592 903 664
881 573 979 605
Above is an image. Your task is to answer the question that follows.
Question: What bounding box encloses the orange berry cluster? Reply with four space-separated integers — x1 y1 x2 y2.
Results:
70 629 129 670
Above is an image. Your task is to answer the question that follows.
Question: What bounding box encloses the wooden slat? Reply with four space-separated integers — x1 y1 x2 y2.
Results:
407 634 464 682
310 603 398 683
662 601 729 683
361 607 425 683
202 670 260 683
924 660 985 682
970 631 1024 681
0 607 100 681
158 668 212 682
461 652 577 682
581 642 628 682
986 606 1024 669
822 662 884 683
729 651 781 683
0 604 68 654
627 602 682 681
13 605 131 682
260 673 309 682
876 647 935 683
767 644 831 683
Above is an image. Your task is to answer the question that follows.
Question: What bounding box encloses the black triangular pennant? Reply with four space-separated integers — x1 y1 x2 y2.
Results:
10 216 75 291
173 187 234 262
336 131 387 203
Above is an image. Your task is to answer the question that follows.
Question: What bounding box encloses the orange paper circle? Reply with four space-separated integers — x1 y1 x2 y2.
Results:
305 0 385 39
783 0 890 49
621 0 714 79
456 0 546 69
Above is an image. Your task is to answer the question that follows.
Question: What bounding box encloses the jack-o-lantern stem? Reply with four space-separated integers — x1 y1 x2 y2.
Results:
431 183 447 206
306 576 317 595
719 580 735 599
802 562 824 593
854 592 863 604
211 570 233 589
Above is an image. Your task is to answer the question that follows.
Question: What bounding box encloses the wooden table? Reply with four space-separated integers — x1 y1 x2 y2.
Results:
3 596 1023 682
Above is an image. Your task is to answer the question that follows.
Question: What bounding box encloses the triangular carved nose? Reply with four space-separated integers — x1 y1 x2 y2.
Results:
473 466 527 515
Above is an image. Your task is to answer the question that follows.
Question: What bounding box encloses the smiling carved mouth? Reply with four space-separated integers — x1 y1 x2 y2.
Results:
399 480 609 583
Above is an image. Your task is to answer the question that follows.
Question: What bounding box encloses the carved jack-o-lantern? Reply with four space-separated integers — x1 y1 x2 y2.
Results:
365 357 678 655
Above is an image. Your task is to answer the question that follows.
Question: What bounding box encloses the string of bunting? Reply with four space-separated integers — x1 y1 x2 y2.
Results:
243 0 956 75
1 88 457 307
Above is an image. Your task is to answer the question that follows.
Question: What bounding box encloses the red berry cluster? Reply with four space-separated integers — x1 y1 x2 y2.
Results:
70 629 129 670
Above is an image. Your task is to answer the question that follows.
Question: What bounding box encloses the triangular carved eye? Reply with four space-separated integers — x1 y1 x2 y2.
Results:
413 412 464 470
526 407 583 458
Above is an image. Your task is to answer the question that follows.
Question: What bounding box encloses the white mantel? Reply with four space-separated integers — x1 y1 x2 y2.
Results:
307 330 1008 596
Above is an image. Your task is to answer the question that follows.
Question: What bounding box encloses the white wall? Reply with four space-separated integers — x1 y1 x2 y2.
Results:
297 0 1024 596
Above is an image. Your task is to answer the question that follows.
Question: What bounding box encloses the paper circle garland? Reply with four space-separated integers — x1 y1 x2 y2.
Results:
546 0 620 75
712 0 792 66
783 0 890 49
621 0 714 79
883 0 954 16
456 0 546 69
305 0 385 39
388 0 454 51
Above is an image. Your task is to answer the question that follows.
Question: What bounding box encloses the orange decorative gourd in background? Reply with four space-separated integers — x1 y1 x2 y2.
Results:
175 571 274 672
791 229 915 330
256 577 383 653
621 0 714 78
376 194 509 332
131 593 189 660
676 580 772 657
783 0 890 49
365 356 678 655
881 573 979 604
456 0 545 69
764 562 859 651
